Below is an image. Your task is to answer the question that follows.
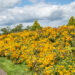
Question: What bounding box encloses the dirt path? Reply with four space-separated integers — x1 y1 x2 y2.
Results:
0 69 7 75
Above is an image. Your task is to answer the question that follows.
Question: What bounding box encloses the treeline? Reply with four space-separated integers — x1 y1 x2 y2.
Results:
0 20 42 34
0 16 75 34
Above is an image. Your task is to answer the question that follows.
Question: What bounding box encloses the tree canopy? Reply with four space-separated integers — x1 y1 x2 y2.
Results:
31 20 42 30
10 24 23 33
67 16 75 26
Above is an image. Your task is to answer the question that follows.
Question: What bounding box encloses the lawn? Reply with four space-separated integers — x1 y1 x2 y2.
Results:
0 57 33 75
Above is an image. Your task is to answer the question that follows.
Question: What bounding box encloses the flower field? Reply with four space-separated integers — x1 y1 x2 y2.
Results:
0 25 75 75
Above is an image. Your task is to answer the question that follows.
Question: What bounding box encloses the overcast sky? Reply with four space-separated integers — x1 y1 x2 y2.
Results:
0 0 75 28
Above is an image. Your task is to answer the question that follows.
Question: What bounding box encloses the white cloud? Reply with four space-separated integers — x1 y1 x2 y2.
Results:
0 0 21 11
28 0 38 3
28 0 45 3
0 1 75 28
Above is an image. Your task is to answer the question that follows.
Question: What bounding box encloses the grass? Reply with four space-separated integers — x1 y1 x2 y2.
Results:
0 57 33 75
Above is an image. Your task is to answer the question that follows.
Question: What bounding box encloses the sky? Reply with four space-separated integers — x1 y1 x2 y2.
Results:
0 0 75 28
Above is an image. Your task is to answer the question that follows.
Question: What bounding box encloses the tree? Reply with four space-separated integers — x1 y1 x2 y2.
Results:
31 20 42 30
1 27 10 34
25 25 31 30
67 16 75 26
10 24 23 33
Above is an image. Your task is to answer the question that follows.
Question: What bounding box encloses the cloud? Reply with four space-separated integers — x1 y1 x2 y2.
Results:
28 0 45 3
0 3 61 25
0 1 75 28
0 0 21 11
28 0 38 3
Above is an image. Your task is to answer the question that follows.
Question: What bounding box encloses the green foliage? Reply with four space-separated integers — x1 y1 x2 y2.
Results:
25 25 31 30
67 16 75 26
0 24 23 34
10 24 23 33
1 27 10 34
0 20 42 34
31 20 42 30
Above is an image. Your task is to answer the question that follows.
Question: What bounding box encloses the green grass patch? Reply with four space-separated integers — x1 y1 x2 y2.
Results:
0 57 33 75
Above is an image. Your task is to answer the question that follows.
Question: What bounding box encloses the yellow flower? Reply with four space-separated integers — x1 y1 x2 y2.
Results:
35 72 37 75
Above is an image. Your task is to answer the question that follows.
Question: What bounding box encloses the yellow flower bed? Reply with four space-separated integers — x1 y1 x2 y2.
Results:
0 25 75 75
